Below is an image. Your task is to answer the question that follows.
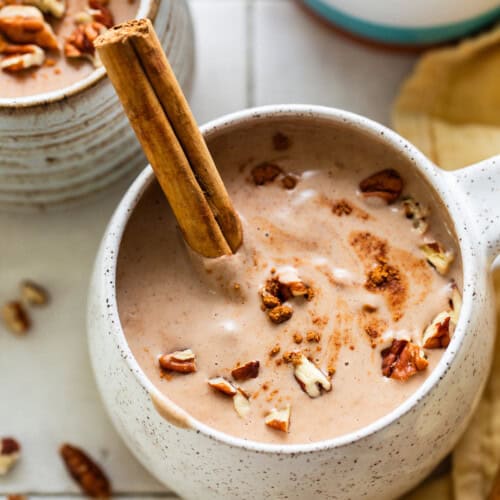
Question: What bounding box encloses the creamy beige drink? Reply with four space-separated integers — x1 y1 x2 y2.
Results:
117 121 461 444
0 0 137 98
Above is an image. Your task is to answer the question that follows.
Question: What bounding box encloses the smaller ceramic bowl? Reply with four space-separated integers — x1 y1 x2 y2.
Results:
88 105 500 499
302 0 500 46
0 0 194 212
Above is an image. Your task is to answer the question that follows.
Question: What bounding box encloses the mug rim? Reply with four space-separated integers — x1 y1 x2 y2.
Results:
99 104 475 454
0 0 154 109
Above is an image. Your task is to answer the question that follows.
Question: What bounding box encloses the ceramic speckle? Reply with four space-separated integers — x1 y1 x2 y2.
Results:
88 105 500 499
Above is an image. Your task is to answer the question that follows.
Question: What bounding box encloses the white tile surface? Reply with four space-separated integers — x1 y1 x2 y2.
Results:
253 1 418 125
189 0 247 125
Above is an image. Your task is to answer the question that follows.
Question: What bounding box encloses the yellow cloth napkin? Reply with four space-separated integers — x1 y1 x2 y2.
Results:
392 26 500 171
393 26 500 499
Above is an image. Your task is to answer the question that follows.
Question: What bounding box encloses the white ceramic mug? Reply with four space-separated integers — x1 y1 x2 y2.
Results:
0 0 193 212
88 105 500 499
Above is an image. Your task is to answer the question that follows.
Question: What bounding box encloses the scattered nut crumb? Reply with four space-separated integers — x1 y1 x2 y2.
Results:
2 301 30 334
60 443 111 498
306 331 321 343
269 344 281 357
293 332 303 344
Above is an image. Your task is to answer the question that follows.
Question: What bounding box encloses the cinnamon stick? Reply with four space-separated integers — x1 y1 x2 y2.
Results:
95 19 242 258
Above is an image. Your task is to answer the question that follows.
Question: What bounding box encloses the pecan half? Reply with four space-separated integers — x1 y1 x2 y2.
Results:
359 169 403 204
231 360 260 381
2 301 30 334
64 21 106 67
420 241 454 275
233 388 250 418
23 0 65 18
207 377 237 396
0 6 58 49
0 437 21 475
60 444 111 498
159 349 197 374
422 311 453 349
381 339 428 381
293 352 332 398
265 404 291 433
20 279 49 305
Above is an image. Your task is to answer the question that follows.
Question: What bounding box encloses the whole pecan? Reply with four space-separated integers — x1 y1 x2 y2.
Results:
60 443 111 498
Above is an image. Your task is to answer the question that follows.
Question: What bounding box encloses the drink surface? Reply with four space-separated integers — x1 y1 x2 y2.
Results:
117 122 461 444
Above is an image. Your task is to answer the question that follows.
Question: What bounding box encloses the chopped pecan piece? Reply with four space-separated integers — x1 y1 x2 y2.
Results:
75 4 113 28
420 242 454 275
60 443 111 498
233 388 250 418
402 197 429 234
2 301 30 334
265 404 291 432
293 352 332 398
207 377 237 396
381 339 428 381
268 304 293 324
0 5 58 49
269 344 281 357
0 437 21 475
159 349 196 374
231 360 260 381
7 495 27 500
0 41 44 71
64 21 106 67
251 162 282 185
359 169 403 204
20 279 49 305
23 0 65 18
422 311 453 349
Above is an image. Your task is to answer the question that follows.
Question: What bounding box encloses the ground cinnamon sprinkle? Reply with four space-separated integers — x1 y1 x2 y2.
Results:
331 199 353 216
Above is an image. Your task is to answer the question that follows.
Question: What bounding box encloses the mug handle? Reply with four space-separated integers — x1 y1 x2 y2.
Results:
444 154 500 263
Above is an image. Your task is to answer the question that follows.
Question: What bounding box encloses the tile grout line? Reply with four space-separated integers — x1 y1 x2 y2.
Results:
245 0 255 108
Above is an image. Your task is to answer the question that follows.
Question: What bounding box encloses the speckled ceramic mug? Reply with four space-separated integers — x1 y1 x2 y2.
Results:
0 0 193 211
88 105 500 499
